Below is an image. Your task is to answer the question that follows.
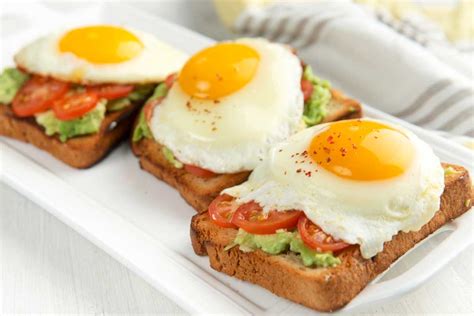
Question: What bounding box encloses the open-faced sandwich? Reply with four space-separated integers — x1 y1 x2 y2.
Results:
131 38 361 212
191 118 472 311
0 25 186 168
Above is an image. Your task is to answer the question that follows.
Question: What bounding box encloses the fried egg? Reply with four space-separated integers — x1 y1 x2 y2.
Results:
14 25 188 84
223 119 445 258
150 38 304 173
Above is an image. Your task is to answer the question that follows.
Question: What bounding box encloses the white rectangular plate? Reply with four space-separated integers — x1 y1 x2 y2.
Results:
1 3 472 314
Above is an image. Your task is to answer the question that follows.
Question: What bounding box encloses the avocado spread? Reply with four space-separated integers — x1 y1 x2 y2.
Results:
106 84 155 112
302 66 332 127
36 100 107 142
0 68 29 104
229 229 341 268
132 82 169 142
162 146 183 168
0 67 154 141
444 166 459 176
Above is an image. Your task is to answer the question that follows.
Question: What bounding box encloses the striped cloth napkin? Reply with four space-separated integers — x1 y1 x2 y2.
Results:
229 1 474 149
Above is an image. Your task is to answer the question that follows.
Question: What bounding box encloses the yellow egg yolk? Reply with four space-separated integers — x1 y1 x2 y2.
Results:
178 43 260 100
308 120 414 181
59 25 143 64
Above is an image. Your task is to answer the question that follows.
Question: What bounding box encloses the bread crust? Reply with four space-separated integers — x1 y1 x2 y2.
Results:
131 89 362 213
190 164 472 312
0 103 141 168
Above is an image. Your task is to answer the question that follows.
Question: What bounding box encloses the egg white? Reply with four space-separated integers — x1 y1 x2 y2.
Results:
14 27 188 84
223 119 445 258
150 38 304 173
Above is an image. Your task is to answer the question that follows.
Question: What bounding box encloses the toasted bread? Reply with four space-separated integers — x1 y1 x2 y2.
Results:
190 164 472 312
0 103 141 168
131 89 362 213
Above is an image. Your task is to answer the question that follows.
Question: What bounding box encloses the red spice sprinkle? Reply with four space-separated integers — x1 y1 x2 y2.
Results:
327 136 334 144
326 157 331 163
305 171 312 177
323 147 331 154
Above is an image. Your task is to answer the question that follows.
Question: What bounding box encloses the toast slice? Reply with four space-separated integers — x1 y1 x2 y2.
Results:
190 164 472 312
0 103 141 168
131 89 362 213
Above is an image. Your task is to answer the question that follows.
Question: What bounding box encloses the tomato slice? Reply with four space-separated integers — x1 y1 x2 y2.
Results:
87 84 134 100
142 74 175 122
144 97 164 123
208 194 239 228
12 76 70 117
231 202 302 235
301 78 313 102
297 216 350 252
165 73 177 88
184 164 216 178
52 90 99 121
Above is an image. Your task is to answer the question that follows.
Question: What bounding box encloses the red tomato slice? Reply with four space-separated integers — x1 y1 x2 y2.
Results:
12 76 70 117
52 90 99 121
208 194 239 229
142 74 175 122
165 73 177 88
231 202 302 235
144 97 164 123
87 84 134 100
301 78 313 102
184 164 216 178
297 216 350 252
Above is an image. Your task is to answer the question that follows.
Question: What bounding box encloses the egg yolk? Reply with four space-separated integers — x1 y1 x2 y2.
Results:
308 120 414 181
59 25 143 64
178 43 260 100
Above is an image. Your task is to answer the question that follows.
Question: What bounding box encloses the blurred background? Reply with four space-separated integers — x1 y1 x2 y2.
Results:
37 0 472 46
